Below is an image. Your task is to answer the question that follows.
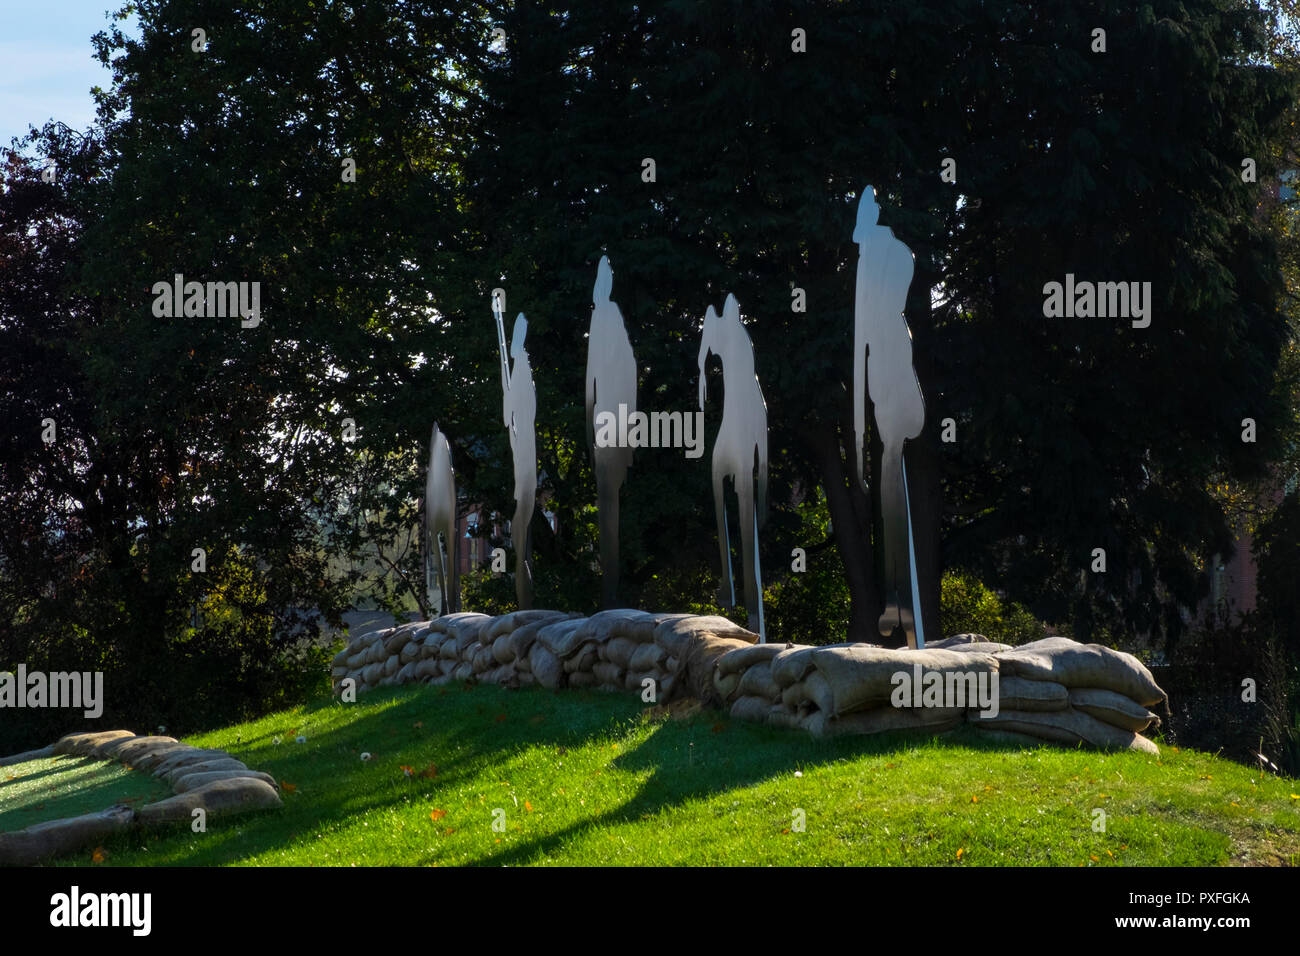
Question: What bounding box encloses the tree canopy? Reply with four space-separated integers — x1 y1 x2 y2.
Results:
2 0 1298 747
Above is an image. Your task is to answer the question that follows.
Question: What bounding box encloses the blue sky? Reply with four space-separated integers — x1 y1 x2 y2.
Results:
0 0 138 150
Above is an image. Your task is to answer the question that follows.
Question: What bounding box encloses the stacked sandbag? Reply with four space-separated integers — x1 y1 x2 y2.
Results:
793 645 997 737
650 615 759 706
573 610 687 695
474 610 567 686
332 609 757 702
0 730 284 864
377 622 427 687
330 625 390 696
965 636 1165 755
327 614 1166 757
589 610 657 692
715 642 814 729
329 613 489 692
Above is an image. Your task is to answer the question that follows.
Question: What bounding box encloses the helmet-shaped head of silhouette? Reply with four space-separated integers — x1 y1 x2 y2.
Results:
593 255 614 304
701 303 720 344
853 186 881 243
723 293 741 324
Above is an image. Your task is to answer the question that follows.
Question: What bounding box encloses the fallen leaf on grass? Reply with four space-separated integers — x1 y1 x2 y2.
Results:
956 848 964 860
430 809 447 822
711 722 725 734
281 782 297 793
495 713 507 723
442 827 455 836
524 800 533 813
91 847 107 864
418 764 438 780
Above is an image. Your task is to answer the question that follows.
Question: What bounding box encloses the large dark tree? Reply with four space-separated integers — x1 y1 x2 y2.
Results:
0 0 498 748
460 0 1297 645
3 0 1296 754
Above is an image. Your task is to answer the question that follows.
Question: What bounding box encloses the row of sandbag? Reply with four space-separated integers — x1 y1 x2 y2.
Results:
947 635 1165 755
0 730 284 865
711 634 1166 754
330 609 760 702
330 612 1166 754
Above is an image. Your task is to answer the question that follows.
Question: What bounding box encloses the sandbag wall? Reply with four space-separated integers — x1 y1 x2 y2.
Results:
331 612 1166 754
330 610 755 702
717 634 1166 755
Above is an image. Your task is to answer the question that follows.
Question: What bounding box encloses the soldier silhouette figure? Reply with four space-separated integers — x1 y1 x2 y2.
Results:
494 297 537 610
852 186 927 648
424 422 459 616
585 256 637 607
699 294 769 640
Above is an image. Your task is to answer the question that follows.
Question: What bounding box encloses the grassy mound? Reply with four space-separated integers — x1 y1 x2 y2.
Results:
9 681 1298 866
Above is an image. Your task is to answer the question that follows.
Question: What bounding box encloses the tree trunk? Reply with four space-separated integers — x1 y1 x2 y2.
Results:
811 417 879 644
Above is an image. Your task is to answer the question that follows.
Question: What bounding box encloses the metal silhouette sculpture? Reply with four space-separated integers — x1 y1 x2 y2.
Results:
424 422 459 616
494 295 537 610
585 256 637 607
852 186 927 648
699 294 769 641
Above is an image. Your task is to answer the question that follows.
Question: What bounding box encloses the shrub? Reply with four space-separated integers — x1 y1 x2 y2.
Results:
939 569 1046 646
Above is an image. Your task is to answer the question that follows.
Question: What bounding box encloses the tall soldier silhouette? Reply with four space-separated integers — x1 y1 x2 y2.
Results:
699 294 769 640
494 294 537 610
424 422 458 616
852 186 927 648
585 256 637 607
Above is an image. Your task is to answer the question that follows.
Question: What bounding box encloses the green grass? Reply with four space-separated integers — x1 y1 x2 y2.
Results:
1 755 172 832
12 681 1300 866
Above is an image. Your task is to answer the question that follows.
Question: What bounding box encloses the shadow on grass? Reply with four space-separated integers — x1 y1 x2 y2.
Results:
74 683 1060 866
0 756 171 833
71 683 662 864
432 705 1050 865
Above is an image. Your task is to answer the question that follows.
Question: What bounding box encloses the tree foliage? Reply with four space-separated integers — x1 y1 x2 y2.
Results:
2 1 1299 751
